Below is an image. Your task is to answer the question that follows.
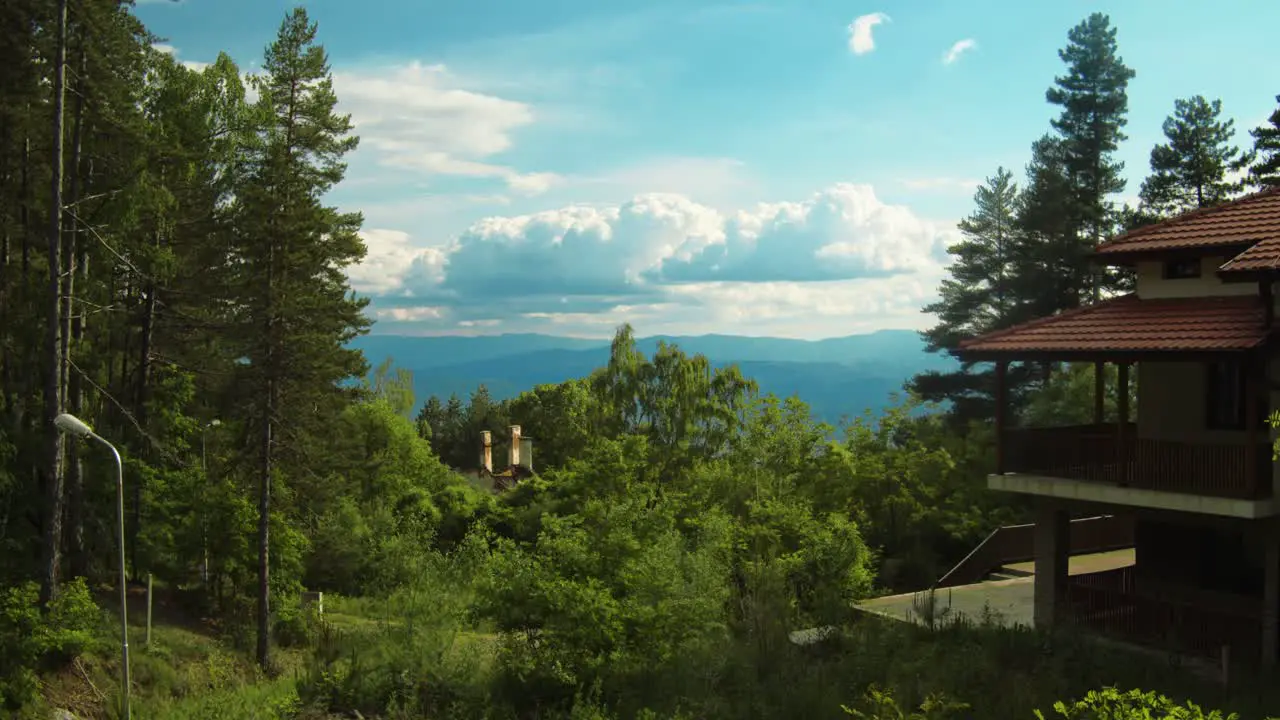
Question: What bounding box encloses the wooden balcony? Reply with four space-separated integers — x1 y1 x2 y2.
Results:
1064 567 1262 664
1003 424 1272 500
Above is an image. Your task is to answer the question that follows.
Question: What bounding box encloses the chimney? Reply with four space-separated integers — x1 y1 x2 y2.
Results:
509 425 521 468
480 431 492 474
520 436 533 472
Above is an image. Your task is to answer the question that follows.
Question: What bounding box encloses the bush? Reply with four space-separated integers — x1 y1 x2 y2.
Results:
0 578 101 710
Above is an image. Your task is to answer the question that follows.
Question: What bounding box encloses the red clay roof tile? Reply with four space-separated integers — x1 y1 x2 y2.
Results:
1219 237 1280 274
1096 188 1280 256
955 294 1268 356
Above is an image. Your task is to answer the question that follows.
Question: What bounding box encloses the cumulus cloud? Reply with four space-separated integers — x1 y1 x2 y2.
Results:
942 38 976 65
653 184 949 283
151 42 209 71
848 13 890 55
350 183 956 337
333 62 559 195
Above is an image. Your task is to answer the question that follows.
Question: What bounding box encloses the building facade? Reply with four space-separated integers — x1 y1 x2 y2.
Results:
955 189 1280 669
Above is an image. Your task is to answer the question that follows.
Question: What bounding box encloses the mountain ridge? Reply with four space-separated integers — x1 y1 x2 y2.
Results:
351 329 953 423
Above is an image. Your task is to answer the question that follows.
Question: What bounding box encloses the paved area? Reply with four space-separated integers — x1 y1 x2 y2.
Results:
1002 547 1134 577
857 548 1135 628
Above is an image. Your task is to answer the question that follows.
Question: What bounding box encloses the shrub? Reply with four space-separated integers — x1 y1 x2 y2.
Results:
0 578 101 710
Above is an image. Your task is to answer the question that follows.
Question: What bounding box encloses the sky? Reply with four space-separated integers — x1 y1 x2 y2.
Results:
135 0 1280 340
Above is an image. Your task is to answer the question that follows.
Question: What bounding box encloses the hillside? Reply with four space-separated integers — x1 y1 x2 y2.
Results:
350 329 957 422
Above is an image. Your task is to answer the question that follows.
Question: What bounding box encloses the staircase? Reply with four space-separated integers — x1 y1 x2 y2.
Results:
935 514 1134 589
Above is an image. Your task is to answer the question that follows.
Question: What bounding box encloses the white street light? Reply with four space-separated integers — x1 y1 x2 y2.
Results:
200 419 221 586
54 413 131 719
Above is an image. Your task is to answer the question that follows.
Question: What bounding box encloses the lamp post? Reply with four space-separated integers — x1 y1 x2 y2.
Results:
54 413 130 720
200 419 220 586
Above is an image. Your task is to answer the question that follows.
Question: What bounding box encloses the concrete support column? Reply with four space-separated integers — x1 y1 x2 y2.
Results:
1263 526 1279 670
1033 502 1071 629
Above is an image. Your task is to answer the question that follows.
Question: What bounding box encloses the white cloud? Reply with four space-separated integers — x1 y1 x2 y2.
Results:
333 62 559 195
848 13 890 56
352 182 957 338
151 42 209 72
942 38 976 65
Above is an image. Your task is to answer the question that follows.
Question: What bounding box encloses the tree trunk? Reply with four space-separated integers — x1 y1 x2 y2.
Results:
257 387 273 669
21 130 30 275
38 0 69 607
65 38 88 579
257 234 276 669
132 234 158 579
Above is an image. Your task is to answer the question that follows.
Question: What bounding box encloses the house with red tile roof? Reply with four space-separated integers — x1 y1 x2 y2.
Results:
954 187 1280 671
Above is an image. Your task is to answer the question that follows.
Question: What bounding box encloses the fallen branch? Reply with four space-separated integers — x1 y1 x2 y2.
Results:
74 657 105 702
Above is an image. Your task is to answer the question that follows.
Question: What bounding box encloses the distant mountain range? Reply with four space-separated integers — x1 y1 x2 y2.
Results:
351 330 957 424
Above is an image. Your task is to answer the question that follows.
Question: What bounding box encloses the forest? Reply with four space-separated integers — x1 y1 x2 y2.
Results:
3 1 1280 718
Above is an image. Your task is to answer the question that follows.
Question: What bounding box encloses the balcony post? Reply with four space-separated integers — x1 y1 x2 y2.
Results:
1117 362 1130 486
995 360 1008 475
1263 526 1279 669
1093 361 1105 425
1247 353 1262 497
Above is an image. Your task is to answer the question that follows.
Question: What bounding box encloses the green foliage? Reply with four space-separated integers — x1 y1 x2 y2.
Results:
0 578 100 710
1248 95 1280 189
842 685 969 720
915 168 1028 421
1034 687 1250 720
1138 95 1250 216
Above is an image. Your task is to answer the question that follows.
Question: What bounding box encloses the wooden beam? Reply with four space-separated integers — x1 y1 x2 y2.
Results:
1117 362 1130 486
1093 361 1106 424
1246 352 1264 497
995 360 1008 475
1263 280 1275 329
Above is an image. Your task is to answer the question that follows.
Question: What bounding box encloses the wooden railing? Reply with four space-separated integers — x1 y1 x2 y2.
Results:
1004 424 1272 500
1064 567 1262 663
935 515 1134 589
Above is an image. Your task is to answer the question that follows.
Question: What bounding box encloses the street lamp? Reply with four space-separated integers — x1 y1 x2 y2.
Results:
200 419 220 586
54 413 131 720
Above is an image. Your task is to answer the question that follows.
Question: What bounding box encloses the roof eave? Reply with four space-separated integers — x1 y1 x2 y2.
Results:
953 347 1262 363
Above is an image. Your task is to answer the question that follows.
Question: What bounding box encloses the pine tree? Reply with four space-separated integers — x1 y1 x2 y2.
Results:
229 7 370 668
415 395 443 441
1248 95 1280 189
38 0 69 607
1138 96 1249 216
1014 135 1091 315
911 168 1030 422
1044 13 1136 298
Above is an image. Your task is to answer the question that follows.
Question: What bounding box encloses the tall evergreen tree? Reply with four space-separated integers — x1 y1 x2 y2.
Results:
229 7 370 668
911 168 1031 422
38 0 69 607
1044 13 1136 299
1138 95 1250 216
1248 95 1280 189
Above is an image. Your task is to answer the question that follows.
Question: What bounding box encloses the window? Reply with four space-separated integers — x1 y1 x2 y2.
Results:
1205 361 1246 430
1162 258 1201 279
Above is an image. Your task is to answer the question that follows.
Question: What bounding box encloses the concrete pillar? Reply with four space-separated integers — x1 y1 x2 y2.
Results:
480 431 492 474
509 425 521 468
1263 527 1279 670
1033 502 1070 629
520 436 533 471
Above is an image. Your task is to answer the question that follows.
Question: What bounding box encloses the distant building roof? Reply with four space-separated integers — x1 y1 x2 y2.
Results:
954 294 1268 359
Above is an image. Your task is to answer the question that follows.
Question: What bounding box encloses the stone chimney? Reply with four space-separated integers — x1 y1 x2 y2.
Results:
520 436 533 472
509 425 521 468
480 430 492 474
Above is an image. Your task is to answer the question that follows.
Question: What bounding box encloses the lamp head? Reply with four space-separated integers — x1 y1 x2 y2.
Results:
54 413 94 439
209 419 221 428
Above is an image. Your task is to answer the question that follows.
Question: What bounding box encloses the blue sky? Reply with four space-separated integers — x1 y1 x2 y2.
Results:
137 0 1280 339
